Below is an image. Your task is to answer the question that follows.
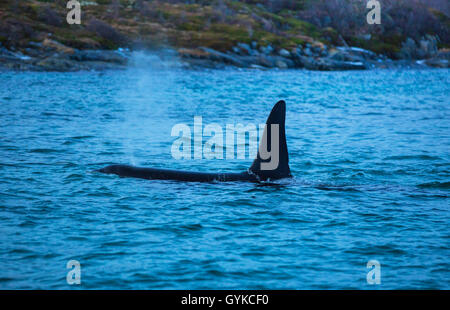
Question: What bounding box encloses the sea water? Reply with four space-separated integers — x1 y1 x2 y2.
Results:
0 63 448 289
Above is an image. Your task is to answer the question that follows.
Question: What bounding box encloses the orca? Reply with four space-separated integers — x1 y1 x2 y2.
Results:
98 100 291 182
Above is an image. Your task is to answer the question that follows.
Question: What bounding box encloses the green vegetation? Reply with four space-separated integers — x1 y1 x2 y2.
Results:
0 0 448 57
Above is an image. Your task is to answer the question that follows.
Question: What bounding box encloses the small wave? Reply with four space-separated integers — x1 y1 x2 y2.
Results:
71 135 95 140
314 185 361 192
417 181 450 189
383 155 441 161
330 159 358 165
41 112 81 118
360 112 384 116
29 148 60 154
179 223 203 231
102 240 129 247
64 173 83 180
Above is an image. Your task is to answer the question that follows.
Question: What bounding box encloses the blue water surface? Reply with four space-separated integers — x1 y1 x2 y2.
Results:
0 59 449 289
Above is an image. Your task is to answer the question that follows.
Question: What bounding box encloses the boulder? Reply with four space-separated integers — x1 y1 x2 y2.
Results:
278 48 291 58
36 57 79 71
400 35 438 59
275 56 294 68
259 45 274 55
335 46 378 60
320 45 329 57
303 47 313 57
42 38 75 54
275 59 288 69
198 47 247 67
311 45 322 56
236 42 252 55
70 50 128 64
424 58 448 68
258 55 275 68
178 48 211 59
298 56 367 70
399 38 417 59
319 58 367 70
418 35 438 58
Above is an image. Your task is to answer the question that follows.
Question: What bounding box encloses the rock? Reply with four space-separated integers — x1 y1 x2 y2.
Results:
298 55 367 71
70 50 128 64
291 47 300 57
436 50 450 60
249 64 266 70
320 59 367 70
180 58 226 70
424 58 449 68
198 47 247 67
290 55 304 68
357 34 372 41
400 35 438 59
297 56 318 70
329 50 364 63
233 43 258 56
180 47 264 68
236 42 252 55
256 55 294 69
0 47 32 61
232 46 240 54
42 38 75 54
0 61 38 71
278 48 291 58
258 55 275 68
36 57 78 71
290 47 308 68
303 47 313 57
259 45 273 55
275 59 288 69
0 47 20 60
238 55 262 67
419 35 438 58
312 45 322 56
75 38 102 50
27 41 43 49
336 46 378 60
400 38 416 59
276 56 294 68
328 47 379 67
178 48 211 59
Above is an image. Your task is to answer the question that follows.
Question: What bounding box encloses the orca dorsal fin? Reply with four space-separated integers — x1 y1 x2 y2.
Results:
249 100 291 181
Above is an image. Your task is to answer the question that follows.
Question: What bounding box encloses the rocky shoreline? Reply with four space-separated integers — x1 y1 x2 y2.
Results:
179 43 449 70
0 39 448 72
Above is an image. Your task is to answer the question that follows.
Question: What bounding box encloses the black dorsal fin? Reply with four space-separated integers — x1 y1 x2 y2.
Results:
249 100 291 181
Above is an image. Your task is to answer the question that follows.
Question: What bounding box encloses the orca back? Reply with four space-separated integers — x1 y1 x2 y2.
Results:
98 100 292 183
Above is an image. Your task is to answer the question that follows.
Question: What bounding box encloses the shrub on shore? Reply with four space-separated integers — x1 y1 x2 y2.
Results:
0 0 448 58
